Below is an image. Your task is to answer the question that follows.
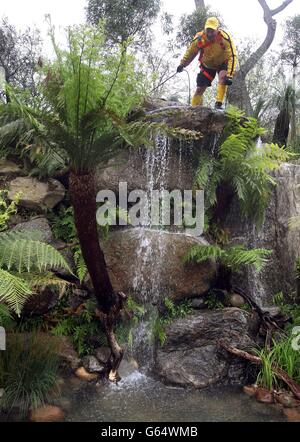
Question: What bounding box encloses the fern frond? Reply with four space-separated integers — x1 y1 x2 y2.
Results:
0 233 72 273
184 244 272 272
184 244 224 264
0 269 32 316
223 246 272 272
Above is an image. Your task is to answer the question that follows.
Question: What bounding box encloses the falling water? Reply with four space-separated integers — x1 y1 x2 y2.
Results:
131 134 172 369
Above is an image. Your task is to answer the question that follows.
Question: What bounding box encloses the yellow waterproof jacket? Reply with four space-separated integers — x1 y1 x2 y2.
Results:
180 29 238 77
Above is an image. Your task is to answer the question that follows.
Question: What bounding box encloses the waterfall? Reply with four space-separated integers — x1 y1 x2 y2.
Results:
130 134 172 369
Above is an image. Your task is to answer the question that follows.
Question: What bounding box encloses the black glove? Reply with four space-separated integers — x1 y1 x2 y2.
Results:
177 65 184 73
224 76 233 86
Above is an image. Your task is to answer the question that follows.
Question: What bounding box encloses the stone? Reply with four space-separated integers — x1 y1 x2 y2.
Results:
94 347 111 365
75 367 99 381
68 287 89 310
51 397 72 412
55 336 81 371
229 294 246 308
255 388 274 404
95 107 228 196
0 159 22 175
155 308 260 388
8 176 65 210
82 355 106 374
29 405 65 422
100 229 216 302
190 298 207 310
283 408 300 422
23 287 59 316
275 391 300 408
243 385 258 397
224 163 300 306
12 217 53 243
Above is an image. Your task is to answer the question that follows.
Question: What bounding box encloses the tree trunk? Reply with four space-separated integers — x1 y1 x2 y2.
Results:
228 0 294 114
290 62 297 146
227 71 253 115
273 108 290 146
195 0 205 9
69 171 125 381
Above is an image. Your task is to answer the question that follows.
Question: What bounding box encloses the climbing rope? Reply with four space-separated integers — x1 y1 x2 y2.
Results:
150 69 191 105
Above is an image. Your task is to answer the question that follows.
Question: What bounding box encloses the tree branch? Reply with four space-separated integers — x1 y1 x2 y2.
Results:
195 0 205 9
241 0 293 75
219 340 300 400
270 0 294 16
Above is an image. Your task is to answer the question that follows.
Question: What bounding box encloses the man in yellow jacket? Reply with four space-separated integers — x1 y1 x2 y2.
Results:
177 17 238 109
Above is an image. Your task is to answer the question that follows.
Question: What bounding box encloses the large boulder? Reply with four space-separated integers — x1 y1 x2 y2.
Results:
8 177 65 210
224 163 300 305
0 159 22 176
95 107 228 195
101 228 216 302
155 308 259 389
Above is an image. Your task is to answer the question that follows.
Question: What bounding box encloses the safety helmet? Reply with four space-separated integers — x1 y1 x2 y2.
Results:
205 17 219 30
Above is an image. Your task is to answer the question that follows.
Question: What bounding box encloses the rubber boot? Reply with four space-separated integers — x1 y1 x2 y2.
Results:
216 84 228 108
191 94 203 107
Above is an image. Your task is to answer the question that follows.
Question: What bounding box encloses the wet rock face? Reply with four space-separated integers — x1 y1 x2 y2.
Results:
95 106 228 195
155 308 259 389
101 228 216 302
225 163 300 305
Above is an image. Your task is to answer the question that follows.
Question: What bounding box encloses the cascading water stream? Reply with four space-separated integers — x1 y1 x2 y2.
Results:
130 134 171 370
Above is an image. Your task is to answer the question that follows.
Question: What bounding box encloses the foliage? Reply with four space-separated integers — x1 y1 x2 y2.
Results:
0 23 148 176
176 6 223 48
184 244 272 273
51 299 105 356
0 190 20 231
204 291 224 310
0 189 71 316
255 336 300 390
273 291 300 329
0 17 42 97
152 298 193 346
50 296 145 355
0 303 14 329
86 0 161 44
194 106 293 225
0 333 59 416
280 15 300 71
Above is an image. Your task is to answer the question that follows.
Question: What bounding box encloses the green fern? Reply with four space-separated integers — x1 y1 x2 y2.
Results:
0 269 32 316
194 106 294 226
185 244 272 272
0 229 72 316
0 230 72 273
73 247 87 283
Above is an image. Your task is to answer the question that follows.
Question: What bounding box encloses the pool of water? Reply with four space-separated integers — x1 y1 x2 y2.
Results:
66 368 285 422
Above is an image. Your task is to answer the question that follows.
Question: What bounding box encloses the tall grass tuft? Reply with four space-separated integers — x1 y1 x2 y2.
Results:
0 333 60 417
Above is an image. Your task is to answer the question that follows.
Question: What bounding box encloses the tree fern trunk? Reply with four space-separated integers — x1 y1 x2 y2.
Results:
69 171 124 380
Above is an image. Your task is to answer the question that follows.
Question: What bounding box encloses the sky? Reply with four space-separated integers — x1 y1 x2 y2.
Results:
1 0 299 46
